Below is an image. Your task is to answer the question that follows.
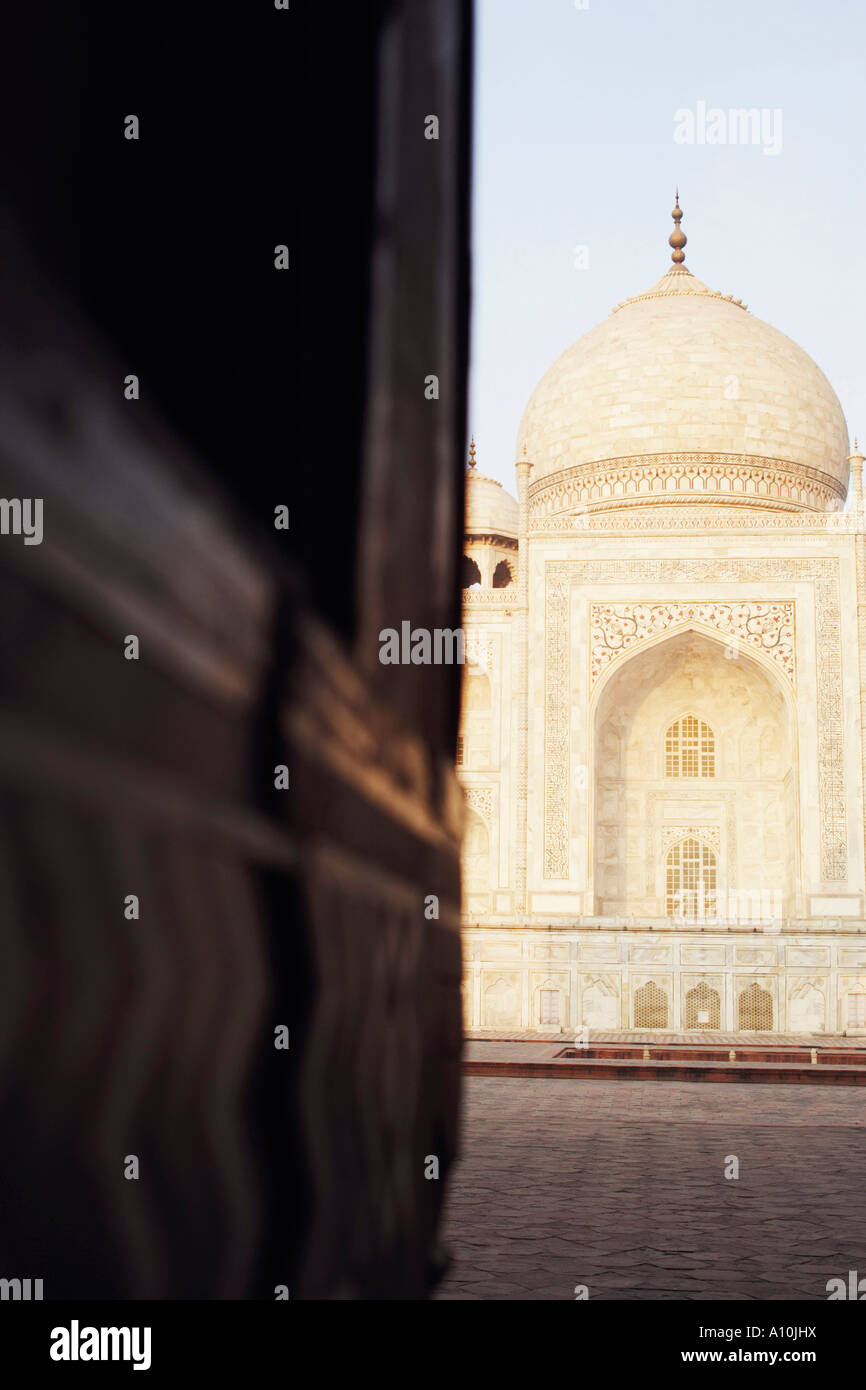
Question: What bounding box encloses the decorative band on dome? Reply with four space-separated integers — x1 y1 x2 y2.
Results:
527 452 847 517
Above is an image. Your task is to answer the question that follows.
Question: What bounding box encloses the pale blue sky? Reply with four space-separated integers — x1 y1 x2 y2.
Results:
470 0 866 492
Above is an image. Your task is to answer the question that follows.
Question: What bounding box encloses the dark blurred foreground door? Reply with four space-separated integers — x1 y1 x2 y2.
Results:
0 0 471 1299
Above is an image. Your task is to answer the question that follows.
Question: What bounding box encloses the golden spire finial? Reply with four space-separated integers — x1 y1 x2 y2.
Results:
468 436 477 468
669 191 687 265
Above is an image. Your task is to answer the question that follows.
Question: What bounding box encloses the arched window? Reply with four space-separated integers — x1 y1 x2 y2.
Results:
665 714 715 777
738 982 774 1032
492 559 513 589
685 981 721 1030
666 837 717 919
634 980 668 1029
461 555 481 588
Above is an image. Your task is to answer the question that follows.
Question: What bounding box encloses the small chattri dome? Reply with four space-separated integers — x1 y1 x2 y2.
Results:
465 440 519 538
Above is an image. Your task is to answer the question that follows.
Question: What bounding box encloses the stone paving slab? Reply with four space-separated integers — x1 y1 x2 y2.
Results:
464 1041 563 1062
435 1076 866 1300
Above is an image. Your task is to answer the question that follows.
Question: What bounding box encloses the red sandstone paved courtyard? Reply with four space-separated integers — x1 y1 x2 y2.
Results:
434 1070 866 1301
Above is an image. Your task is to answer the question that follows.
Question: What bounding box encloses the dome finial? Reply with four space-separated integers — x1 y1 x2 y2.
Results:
669 192 687 265
468 436 477 468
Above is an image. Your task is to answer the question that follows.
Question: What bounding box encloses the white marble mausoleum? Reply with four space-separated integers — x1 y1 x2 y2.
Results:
459 201 866 1036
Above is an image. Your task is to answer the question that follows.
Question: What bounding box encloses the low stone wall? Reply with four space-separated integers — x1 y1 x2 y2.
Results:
462 924 866 1035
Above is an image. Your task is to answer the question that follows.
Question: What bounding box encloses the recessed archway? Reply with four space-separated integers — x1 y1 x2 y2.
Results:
591 627 797 917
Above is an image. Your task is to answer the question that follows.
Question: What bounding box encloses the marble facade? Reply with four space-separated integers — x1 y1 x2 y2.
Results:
459 214 866 1035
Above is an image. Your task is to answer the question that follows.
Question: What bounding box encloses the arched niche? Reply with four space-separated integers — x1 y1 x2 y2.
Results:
460 670 493 769
462 809 490 894
463 671 491 712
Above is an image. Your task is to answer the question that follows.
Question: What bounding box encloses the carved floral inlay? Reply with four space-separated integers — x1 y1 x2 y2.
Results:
465 787 494 823
527 452 846 519
661 826 721 854
590 601 796 689
530 508 854 533
465 632 496 670
462 588 515 606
